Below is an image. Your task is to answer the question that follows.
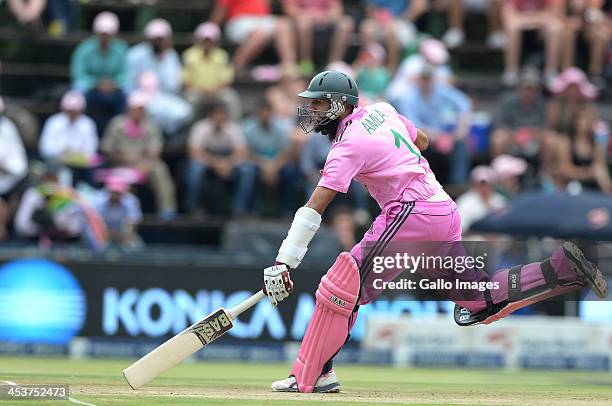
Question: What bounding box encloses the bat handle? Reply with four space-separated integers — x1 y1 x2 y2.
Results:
228 290 266 319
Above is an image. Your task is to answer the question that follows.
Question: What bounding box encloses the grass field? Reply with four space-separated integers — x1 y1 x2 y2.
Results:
1 357 612 406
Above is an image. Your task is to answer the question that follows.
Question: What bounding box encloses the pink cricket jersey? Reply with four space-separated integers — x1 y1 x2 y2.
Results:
318 102 450 208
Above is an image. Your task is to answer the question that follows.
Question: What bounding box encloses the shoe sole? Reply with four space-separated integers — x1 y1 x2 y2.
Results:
562 241 608 299
271 381 341 393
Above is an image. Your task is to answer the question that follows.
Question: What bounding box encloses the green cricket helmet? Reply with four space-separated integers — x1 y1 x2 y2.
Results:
297 70 359 134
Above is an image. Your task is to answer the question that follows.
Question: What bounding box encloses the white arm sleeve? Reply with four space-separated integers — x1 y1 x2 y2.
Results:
276 206 322 269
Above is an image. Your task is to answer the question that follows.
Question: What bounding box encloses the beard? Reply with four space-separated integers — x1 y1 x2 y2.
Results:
315 118 341 141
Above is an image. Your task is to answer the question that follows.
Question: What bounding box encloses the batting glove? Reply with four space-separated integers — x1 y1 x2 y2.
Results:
263 264 293 306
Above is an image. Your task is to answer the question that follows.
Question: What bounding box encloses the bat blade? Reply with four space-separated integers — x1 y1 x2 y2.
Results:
123 308 233 389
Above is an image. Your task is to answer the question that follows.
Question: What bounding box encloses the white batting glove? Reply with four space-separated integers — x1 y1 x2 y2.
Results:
263 264 293 306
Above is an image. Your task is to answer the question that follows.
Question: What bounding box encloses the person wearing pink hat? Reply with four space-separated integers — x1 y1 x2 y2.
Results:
282 0 354 76
71 11 128 135
95 176 143 250
127 19 193 134
501 0 564 87
546 67 599 139
182 22 242 122
456 165 508 233
386 37 454 102
39 91 99 186
491 154 528 197
353 43 391 101
5 0 46 27
101 91 177 221
360 0 427 71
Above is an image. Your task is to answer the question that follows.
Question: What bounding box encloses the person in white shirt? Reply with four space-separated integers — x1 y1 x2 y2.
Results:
39 91 99 186
456 165 508 234
0 96 28 240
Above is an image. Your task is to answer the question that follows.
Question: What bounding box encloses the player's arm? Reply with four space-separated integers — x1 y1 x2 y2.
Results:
415 128 429 151
263 186 337 306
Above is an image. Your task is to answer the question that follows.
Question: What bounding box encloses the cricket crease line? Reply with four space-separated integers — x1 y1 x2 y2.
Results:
0 381 17 386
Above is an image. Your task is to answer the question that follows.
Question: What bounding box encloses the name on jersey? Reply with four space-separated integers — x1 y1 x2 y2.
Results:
361 109 388 134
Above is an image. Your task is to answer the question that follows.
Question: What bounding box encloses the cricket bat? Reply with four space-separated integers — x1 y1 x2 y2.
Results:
123 290 266 389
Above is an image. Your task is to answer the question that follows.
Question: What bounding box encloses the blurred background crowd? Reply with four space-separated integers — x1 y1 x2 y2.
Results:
0 0 611 252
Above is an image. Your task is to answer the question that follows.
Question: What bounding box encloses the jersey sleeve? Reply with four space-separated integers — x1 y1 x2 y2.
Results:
398 114 418 142
317 139 365 194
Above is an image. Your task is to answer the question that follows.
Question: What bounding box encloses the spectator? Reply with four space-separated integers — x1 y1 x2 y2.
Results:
386 38 452 101
243 102 297 215
0 96 28 240
360 0 428 71
561 0 611 88
456 166 507 233
557 107 612 193
39 91 98 186
46 0 79 36
184 104 256 215
502 0 564 87
546 67 598 138
392 64 472 184
491 154 528 198
490 67 547 159
354 43 391 101
182 22 242 122
127 19 192 135
71 11 127 134
95 176 143 250
14 164 104 249
282 0 354 76
6 0 46 27
210 0 297 74
265 71 307 127
438 0 505 49
101 91 177 220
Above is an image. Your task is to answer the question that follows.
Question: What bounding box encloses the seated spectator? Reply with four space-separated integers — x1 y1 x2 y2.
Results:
490 67 547 159
101 92 177 220
95 176 143 250
184 104 256 215
210 0 297 74
392 64 472 184
265 71 307 127
386 38 452 101
0 97 28 240
354 43 391 102
182 22 242 122
39 91 98 186
360 0 428 71
557 107 611 194
438 0 505 49
282 0 354 76
546 67 598 138
561 0 611 88
456 166 507 233
491 154 528 198
502 0 564 87
14 163 105 249
6 0 46 27
243 102 297 215
127 19 192 135
71 11 127 134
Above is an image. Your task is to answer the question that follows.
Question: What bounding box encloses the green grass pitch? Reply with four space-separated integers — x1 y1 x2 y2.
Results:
1 356 612 405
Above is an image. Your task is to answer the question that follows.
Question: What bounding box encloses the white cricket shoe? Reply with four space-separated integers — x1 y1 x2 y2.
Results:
271 370 341 393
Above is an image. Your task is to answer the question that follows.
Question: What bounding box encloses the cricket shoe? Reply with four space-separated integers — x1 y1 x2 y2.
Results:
271 370 341 393
562 241 608 298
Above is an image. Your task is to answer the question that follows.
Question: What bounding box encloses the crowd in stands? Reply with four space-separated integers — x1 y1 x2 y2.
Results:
0 0 611 250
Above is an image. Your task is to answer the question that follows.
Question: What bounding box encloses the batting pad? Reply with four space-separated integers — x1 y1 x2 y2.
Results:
291 252 360 392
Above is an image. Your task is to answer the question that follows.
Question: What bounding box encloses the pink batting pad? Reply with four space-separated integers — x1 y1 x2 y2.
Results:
291 252 360 392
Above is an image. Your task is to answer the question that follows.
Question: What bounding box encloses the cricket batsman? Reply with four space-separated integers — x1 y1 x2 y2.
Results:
262 70 608 393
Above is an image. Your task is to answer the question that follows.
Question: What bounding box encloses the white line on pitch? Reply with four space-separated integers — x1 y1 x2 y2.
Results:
0 380 17 386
